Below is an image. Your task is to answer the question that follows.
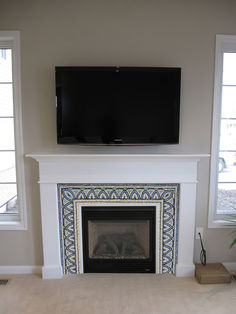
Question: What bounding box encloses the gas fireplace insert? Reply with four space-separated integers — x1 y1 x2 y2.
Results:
82 206 156 273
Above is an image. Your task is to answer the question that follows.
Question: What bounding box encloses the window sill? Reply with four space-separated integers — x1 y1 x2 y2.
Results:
0 219 27 230
208 218 235 229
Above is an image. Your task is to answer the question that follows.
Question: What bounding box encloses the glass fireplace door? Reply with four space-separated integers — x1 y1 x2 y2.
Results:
82 206 156 273
88 220 150 259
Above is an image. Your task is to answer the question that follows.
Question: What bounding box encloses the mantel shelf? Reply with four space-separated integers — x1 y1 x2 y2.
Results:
26 153 210 162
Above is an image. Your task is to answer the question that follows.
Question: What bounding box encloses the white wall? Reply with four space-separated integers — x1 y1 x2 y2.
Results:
0 0 236 267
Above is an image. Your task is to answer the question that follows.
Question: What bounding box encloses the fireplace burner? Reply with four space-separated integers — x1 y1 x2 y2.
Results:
82 206 156 273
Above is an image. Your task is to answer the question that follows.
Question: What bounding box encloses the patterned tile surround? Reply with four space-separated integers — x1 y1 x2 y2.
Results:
58 183 179 275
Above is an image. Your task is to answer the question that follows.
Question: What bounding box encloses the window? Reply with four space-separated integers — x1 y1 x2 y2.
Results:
209 35 236 227
0 31 27 229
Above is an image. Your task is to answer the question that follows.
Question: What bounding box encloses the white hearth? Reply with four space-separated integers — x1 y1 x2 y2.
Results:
27 153 206 279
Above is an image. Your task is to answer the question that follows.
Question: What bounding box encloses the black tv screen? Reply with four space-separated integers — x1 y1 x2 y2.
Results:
56 66 181 144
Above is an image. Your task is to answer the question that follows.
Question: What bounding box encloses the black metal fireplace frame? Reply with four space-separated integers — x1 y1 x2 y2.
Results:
82 206 156 273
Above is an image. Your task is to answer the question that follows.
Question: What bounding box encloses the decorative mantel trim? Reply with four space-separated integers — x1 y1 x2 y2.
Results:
58 183 179 275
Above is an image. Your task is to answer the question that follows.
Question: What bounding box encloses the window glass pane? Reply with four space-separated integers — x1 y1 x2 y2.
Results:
0 118 15 149
217 183 236 214
0 184 17 214
221 86 236 118
0 35 22 221
0 152 16 182
0 49 12 83
223 53 236 85
217 52 236 215
218 154 236 185
219 119 236 151
0 84 13 116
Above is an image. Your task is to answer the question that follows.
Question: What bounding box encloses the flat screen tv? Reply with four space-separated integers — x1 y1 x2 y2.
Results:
56 66 181 145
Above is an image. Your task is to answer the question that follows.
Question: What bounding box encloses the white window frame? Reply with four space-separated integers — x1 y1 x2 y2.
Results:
209 35 236 228
0 31 27 230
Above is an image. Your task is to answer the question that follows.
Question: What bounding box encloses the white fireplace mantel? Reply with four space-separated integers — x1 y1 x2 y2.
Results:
27 153 209 279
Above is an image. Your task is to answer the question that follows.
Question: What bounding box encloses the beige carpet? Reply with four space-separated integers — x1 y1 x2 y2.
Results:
0 274 236 314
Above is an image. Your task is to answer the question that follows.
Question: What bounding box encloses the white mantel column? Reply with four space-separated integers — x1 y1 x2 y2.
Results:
176 183 197 276
39 183 63 279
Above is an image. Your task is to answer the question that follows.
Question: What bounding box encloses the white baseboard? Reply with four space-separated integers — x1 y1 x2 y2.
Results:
0 266 42 275
223 262 236 272
175 263 195 277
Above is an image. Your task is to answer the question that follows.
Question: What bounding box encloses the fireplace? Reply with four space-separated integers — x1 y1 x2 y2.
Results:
82 206 156 273
26 153 205 278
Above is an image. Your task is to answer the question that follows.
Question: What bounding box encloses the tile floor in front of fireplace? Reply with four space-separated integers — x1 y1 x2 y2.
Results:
0 274 235 314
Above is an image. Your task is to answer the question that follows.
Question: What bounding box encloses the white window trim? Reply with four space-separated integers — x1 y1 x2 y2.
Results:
0 31 27 230
208 35 236 228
